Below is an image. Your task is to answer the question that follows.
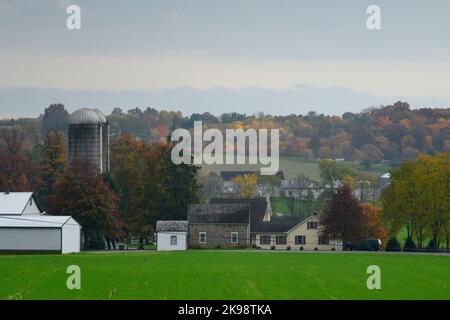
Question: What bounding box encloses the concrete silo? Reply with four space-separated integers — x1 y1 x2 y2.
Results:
68 108 110 173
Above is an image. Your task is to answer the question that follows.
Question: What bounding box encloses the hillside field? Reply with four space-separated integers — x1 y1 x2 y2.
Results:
201 156 391 181
0 251 449 300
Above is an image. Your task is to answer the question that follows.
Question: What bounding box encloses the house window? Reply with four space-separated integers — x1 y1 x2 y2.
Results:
199 232 206 244
318 236 329 245
260 235 271 245
307 221 318 230
170 235 177 246
276 235 286 245
231 232 239 244
295 235 306 245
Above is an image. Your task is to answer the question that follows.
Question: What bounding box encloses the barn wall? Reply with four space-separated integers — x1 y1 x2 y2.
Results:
157 231 187 251
62 219 81 254
0 228 61 251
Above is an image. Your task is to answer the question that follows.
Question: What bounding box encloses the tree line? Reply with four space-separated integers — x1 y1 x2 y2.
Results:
2 101 449 165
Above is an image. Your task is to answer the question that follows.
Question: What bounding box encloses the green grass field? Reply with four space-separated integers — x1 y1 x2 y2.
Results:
201 156 390 180
1 251 449 300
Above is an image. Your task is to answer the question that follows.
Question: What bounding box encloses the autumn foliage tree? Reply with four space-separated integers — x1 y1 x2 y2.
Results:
52 160 124 247
361 203 388 246
110 133 200 240
320 185 367 246
36 130 67 211
382 153 450 249
0 127 31 191
232 174 258 198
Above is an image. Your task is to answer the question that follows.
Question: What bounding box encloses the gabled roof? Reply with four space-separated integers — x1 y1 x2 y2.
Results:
156 220 188 232
253 214 317 234
0 215 79 228
255 219 303 233
210 198 267 231
0 192 41 215
188 203 250 224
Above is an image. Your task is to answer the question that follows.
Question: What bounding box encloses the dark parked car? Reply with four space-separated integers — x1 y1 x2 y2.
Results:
345 239 382 251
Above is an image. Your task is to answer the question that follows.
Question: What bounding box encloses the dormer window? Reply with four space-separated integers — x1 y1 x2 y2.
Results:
307 221 318 230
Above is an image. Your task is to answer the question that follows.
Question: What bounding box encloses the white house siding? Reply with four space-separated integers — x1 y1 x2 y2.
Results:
62 218 81 254
157 231 187 251
286 219 341 251
0 228 61 251
253 216 342 251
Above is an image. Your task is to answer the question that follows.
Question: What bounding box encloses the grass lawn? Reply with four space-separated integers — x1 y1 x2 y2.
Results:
1 251 449 300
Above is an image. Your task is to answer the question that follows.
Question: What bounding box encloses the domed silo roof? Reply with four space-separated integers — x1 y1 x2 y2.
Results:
68 108 107 125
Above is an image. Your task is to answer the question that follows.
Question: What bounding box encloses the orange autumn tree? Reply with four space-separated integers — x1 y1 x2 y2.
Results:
361 203 388 247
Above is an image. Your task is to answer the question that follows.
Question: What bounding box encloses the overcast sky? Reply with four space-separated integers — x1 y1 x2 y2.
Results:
0 0 449 117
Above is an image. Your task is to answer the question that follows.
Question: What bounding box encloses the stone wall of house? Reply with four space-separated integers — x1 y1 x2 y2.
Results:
188 223 249 248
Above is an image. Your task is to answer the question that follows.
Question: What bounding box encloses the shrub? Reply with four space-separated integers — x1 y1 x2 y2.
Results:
286 246 291 251
314 247 318 251
300 246 304 251
87 235 106 250
270 245 276 250
427 239 438 251
385 237 401 252
403 236 417 252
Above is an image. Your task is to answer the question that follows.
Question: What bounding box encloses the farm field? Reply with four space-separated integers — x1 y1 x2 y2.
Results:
0 251 449 300
201 156 391 181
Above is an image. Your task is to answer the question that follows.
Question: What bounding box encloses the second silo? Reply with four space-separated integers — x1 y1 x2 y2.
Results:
68 108 110 173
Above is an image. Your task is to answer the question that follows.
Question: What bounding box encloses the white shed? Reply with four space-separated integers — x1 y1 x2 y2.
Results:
156 220 188 251
0 215 81 254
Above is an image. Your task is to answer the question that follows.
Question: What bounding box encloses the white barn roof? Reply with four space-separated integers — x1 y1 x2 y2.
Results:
0 215 78 228
0 192 40 214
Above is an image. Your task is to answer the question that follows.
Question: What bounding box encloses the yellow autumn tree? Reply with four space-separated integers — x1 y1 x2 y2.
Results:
232 174 258 198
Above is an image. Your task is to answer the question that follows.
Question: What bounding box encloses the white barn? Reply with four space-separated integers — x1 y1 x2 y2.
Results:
156 220 188 251
0 216 81 254
0 192 81 254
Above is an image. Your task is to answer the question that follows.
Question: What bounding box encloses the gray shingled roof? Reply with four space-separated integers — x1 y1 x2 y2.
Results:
210 198 267 231
156 220 188 232
188 203 250 224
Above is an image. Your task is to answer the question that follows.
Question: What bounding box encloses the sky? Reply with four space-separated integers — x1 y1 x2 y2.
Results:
0 0 449 117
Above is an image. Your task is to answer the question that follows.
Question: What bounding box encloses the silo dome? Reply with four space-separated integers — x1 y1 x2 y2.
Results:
68 108 107 125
